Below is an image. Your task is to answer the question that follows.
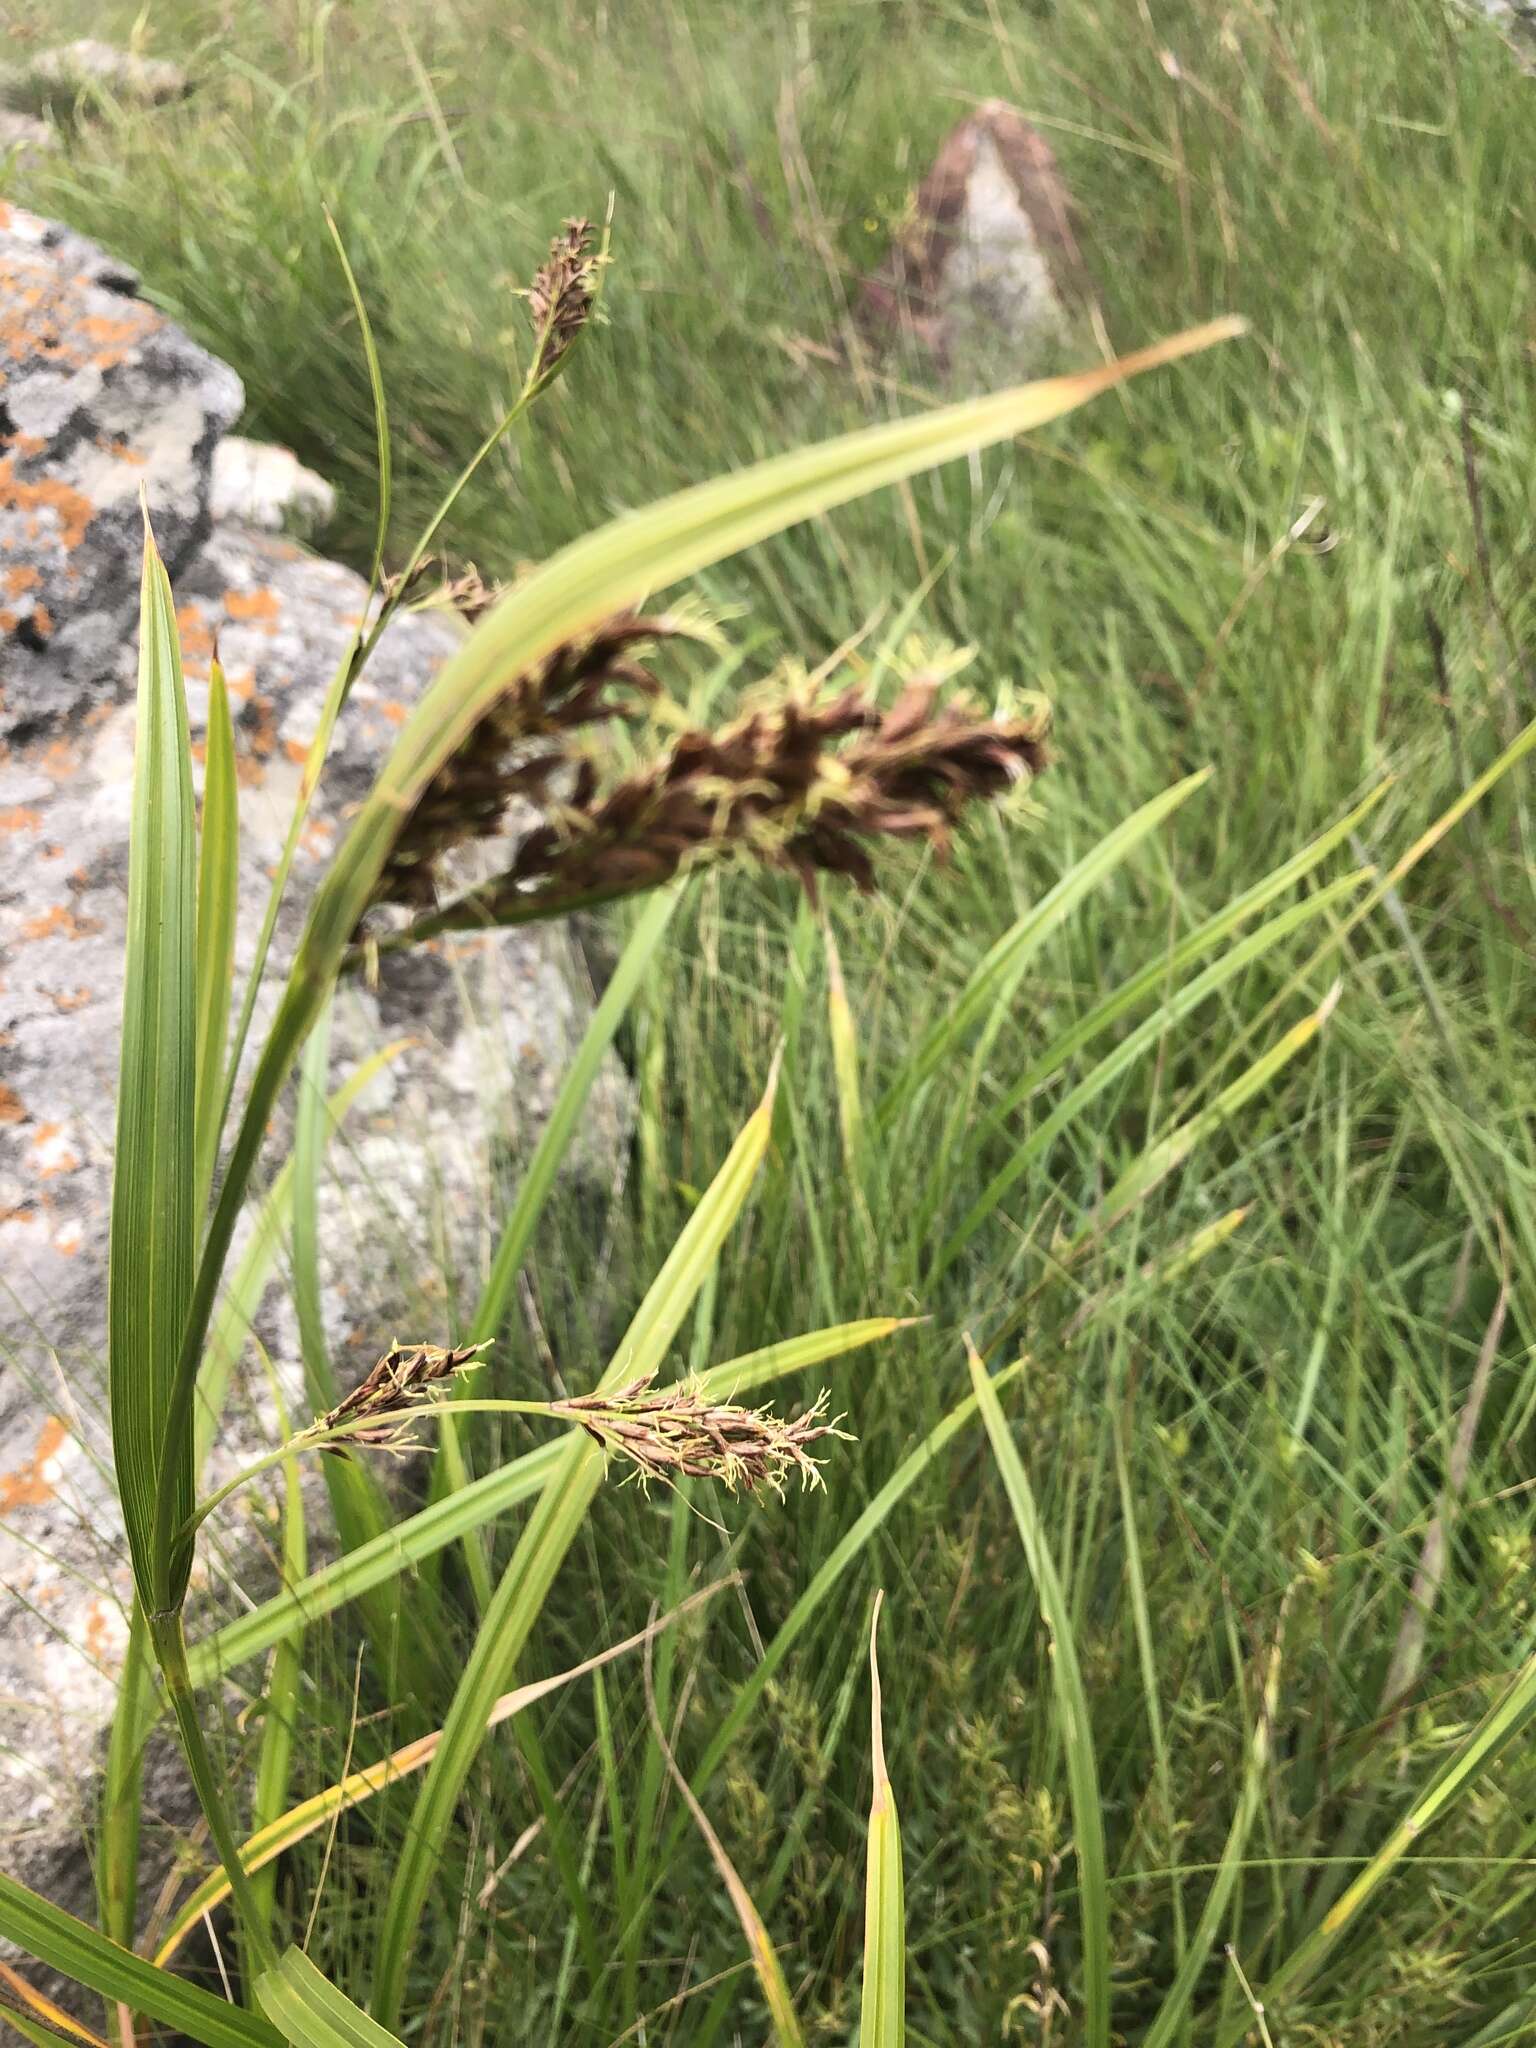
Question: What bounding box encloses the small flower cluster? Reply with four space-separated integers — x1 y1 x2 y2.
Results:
553 1374 849 1496
314 1340 487 1453
524 217 603 385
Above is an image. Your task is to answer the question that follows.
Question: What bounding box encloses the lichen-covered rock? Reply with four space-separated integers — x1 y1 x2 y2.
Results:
0 218 632 1959
860 100 1090 381
19 40 187 109
211 435 337 536
0 202 242 723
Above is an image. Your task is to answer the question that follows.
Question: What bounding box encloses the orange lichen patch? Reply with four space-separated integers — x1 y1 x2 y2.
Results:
29 1123 81 1178
4 564 39 597
83 1596 121 1662
0 608 15 633
235 755 267 790
98 436 147 465
175 603 215 663
224 666 255 702
224 586 281 624
284 736 310 764
380 700 408 726
0 457 95 552
20 904 99 941
300 817 334 859
0 805 42 833
77 310 154 358
0 1414 69 1512
53 1216 83 1257
0 1083 25 1123
29 602 52 639
48 987 92 1013
0 260 158 374
0 204 10 231
38 737 78 780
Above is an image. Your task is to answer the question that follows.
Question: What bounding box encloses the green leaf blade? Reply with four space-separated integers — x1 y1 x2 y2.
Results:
257 1950 404 2048
0 1871 280 2048
860 1594 905 2048
110 518 199 1614
193 655 239 1214
968 1344 1110 2048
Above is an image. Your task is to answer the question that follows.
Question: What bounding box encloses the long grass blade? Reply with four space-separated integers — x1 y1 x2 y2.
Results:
323 210 391 604
644 1629 804 2047
878 768 1213 1129
0 1962 108 2048
247 1418 306 1940
110 512 199 1615
1076 980 1341 1248
1140 1609 1287 2048
934 871 1365 1275
1217 1647 1536 2042
860 1593 904 2048
824 922 863 1176
968 1343 1110 2048
965 781 1388 1157
96 1602 157 1960
368 1064 785 2024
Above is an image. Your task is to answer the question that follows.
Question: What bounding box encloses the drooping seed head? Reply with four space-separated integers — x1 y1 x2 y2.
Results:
553 1375 850 1496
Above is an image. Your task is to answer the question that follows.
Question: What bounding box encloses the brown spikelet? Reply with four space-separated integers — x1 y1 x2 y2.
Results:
369 612 686 913
416 675 1050 929
316 1340 487 1453
553 1376 849 1495
525 218 601 384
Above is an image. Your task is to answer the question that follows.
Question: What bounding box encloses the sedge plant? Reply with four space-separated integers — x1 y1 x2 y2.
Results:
0 201 1243 2048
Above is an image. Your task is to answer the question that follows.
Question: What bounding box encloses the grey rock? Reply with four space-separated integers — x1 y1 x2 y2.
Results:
0 203 243 728
860 100 1090 382
21 40 188 109
0 218 632 1966
211 435 337 537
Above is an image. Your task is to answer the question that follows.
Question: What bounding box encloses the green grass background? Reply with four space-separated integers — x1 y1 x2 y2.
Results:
7 0 1536 2040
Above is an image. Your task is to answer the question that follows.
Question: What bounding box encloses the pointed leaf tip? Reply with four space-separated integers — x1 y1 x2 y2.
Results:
869 1589 888 1791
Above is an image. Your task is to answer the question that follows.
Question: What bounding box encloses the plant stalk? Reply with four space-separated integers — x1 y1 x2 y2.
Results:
148 1608 280 1981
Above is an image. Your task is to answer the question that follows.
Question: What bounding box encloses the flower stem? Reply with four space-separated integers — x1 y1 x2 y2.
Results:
179 1399 567 1547
148 1607 279 1984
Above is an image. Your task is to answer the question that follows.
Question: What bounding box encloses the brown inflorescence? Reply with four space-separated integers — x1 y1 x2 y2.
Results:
524 218 601 384
371 612 685 912
553 1375 849 1496
415 673 1050 933
315 1340 487 1452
